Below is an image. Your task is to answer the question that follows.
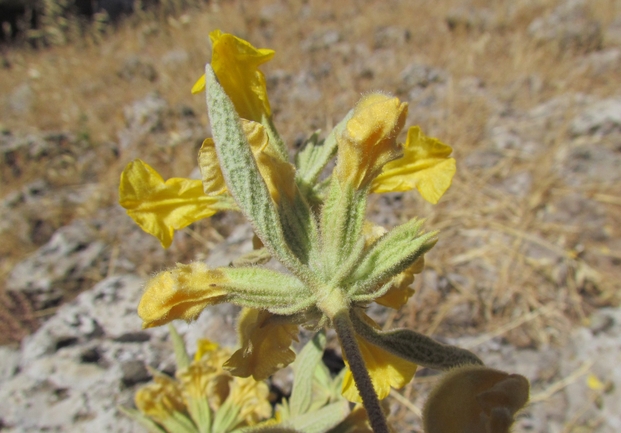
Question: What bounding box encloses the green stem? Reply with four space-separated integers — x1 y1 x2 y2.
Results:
333 311 389 433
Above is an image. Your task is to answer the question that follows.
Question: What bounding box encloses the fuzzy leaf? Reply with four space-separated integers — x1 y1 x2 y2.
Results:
295 108 352 189
350 310 483 370
118 406 167 433
168 324 190 370
283 401 350 433
320 183 368 277
204 64 301 272
290 331 327 417
347 218 437 298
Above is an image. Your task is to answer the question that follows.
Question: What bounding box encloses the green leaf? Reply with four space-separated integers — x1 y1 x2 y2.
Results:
212 395 241 433
236 426 303 433
295 109 353 188
319 182 368 278
221 267 315 315
283 401 350 433
290 331 327 417
278 189 318 266
204 64 301 273
168 324 190 370
186 396 213 433
118 406 167 433
350 310 483 370
346 218 437 299
231 248 272 267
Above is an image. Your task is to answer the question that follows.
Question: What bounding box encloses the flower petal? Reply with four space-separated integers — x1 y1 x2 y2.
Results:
198 138 228 196
119 159 223 248
372 126 456 204
194 30 274 122
225 308 299 381
375 256 424 309
342 316 417 403
228 376 273 426
336 93 408 189
135 373 186 423
243 120 297 203
138 262 229 328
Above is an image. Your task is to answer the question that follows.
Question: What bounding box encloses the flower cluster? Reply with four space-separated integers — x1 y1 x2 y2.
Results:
123 329 272 433
119 30 497 433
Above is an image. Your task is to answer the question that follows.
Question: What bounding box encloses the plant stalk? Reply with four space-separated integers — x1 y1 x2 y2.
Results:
333 310 389 433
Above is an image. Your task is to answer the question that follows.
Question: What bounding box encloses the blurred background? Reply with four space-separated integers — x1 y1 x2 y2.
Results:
1 0 620 431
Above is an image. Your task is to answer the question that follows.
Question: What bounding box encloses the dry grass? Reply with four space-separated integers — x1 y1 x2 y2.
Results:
0 0 620 416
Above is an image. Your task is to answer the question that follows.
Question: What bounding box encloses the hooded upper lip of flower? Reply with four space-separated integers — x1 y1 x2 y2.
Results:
192 29 275 123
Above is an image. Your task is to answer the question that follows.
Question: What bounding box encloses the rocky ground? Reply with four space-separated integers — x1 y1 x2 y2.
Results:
1 0 621 431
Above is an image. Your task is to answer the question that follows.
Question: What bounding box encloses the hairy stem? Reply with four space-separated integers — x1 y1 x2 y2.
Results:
333 311 389 433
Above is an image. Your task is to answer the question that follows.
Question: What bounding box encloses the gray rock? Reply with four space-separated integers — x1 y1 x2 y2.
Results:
373 26 409 49
6 220 108 310
9 83 34 114
558 308 621 432
398 62 447 92
117 55 157 82
160 49 189 67
570 98 621 136
300 29 341 51
528 0 603 52
118 93 168 150
578 49 621 75
558 143 621 186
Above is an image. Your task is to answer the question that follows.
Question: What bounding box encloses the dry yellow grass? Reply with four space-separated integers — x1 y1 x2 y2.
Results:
0 0 620 399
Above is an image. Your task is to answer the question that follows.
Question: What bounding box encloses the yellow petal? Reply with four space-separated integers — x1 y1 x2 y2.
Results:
176 360 218 400
138 262 229 328
194 339 221 362
191 74 206 94
375 257 424 309
119 159 222 248
195 30 274 122
336 93 408 189
225 308 299 381
423 365 529 433
342 317 417 402
243 120 297 203
198 138 228 196
228 376 273 427
371 126 456 204
587 373 606 391
135 373 186 423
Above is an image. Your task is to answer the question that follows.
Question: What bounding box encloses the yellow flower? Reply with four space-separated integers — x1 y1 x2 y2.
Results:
375 257 424 309
335 93 408 190
225 308 299 380
228 376 273 426
138 262 229 328
119 159 225 248
341 315 417 403
243 120 297 203
372 126 456 204
135 373 186 423
192 30 274 122
198 138 228 196
177 340 233 410
198 121 297 204
423 365 529 433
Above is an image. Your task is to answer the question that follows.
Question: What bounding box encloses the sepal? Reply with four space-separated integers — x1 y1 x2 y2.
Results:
346 218 437 299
